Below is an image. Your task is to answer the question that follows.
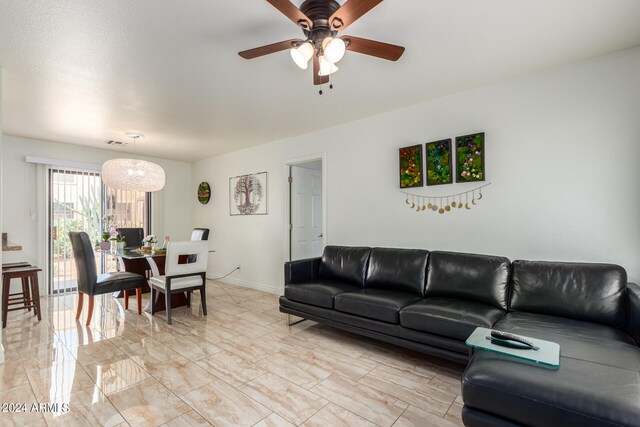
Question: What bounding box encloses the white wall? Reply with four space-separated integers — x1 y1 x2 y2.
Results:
193 47 640 293
1 136 193 273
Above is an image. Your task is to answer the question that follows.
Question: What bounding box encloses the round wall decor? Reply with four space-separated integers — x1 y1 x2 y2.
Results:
197 182 211 204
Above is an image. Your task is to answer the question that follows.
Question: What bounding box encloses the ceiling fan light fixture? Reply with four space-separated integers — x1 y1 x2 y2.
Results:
318 55 339 76
322 37 346 63
290 42 314 69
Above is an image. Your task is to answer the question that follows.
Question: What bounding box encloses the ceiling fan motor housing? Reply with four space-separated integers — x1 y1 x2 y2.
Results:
300 0 341 42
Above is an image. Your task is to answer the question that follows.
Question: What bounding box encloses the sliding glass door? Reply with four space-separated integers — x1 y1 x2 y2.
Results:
49 169 102 294
48 168 151 294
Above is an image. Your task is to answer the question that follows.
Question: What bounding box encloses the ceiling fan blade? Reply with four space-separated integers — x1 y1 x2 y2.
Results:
266 0 312 29
313 55 329 86
238 38 303 59
329 0 384 31
343 35 405 61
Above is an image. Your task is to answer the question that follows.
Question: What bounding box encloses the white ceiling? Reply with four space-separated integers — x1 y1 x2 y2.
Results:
1 0 639 162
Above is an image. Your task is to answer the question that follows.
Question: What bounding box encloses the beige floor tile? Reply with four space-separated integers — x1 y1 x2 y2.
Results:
393 405 461 427
163 334 222 361
361 346 439 377
0 383 44 426
143 356 218 396
84 354 152 395
302 403 377 427
26 362 95 402
255 351 332 388
430 368 464 395
108 378 190 427
253 412 295 427
42 387 125 427
292 346 378 381
358 365 455 415
445 402 464 425
161 410 211 427
70 339 125 366
239 373 328 425
218 334 279 362
0 360 29 391
310 373 408 427
19 341 77 371
121 337 183 365
182 380 271 427
196 350 266 388
238 310 282 327
189 325 237 343
213 318 272 339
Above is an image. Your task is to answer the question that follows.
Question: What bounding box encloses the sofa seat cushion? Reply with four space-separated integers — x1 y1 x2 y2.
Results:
494 312 638 368
400 298 505 341
334 289 422 323
463 349 640 427
284 281 360 309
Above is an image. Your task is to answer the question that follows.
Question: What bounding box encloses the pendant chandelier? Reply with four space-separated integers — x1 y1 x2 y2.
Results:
101 132 166 192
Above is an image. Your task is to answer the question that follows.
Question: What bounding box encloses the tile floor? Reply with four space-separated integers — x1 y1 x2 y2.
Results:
0 281 465 427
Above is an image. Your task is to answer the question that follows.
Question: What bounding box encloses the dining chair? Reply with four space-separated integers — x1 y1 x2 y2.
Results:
149 241 208 325
191 228 209 241
69 232 146 325
188 228 209 263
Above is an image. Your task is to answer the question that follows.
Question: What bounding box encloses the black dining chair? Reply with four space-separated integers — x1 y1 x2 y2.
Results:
69 232 146 325
191 228 209 241
188 228 209 263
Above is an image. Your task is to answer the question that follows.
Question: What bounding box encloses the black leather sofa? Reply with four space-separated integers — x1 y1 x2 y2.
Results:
279 246 640 427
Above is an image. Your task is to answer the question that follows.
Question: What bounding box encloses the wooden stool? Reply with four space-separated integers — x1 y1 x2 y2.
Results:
2 266 42 328
2 263 33 313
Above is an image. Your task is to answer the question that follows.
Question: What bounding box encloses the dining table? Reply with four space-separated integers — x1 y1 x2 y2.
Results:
97 248 187 313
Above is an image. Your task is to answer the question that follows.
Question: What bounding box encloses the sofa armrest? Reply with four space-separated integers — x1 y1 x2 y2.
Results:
284 257 321 285
628 283 640 346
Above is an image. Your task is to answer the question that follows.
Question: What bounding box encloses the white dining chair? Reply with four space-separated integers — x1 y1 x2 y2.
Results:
149 241 208 325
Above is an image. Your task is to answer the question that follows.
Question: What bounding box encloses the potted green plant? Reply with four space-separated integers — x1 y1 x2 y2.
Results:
100 231 111 250
109 230 125 252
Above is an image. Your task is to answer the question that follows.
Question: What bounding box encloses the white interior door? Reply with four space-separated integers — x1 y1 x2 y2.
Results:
290 164 323 261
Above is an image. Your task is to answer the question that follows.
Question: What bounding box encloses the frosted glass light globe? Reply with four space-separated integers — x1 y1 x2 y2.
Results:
290 42 314 70
101 159 166 192
318 55 339 76
322 37 346 63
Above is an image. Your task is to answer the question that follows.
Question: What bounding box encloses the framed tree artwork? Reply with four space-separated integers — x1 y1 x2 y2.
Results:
426 139 453 186
399 144 424 188
229 172 268 215
456 132 485 182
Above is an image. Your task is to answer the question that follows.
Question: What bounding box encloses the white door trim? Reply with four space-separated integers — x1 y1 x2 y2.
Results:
282 153 327 267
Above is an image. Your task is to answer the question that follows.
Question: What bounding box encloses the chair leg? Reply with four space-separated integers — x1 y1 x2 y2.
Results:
31 273 41 321
165 291 172 325
76 292 84 320
124 290 129 310
136 288 142 315
22 277 31 312
2 276 10 329
150 288 156 315
200 286 207 316
86 295 94 326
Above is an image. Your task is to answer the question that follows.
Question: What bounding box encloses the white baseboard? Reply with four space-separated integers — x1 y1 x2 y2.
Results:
206 274 282 296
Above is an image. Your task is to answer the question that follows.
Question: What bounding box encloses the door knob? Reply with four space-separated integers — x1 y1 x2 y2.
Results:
318 233 323 238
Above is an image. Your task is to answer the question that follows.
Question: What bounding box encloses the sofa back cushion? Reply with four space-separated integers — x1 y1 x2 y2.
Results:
318 246 371 287
365 248 430 296
510 260 627 328
426 251 511 310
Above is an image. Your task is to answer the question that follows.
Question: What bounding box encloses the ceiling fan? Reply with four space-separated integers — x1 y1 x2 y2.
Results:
239 0 405 87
